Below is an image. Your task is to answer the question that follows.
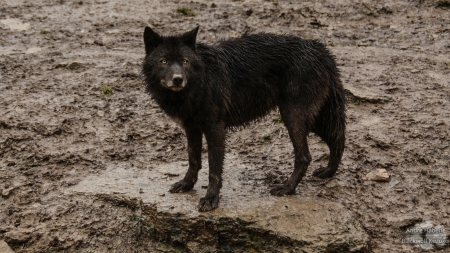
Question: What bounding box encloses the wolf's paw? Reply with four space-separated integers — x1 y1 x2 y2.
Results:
169 179 195 193
198 195 219 212
270 185 295 196
312 167 336 179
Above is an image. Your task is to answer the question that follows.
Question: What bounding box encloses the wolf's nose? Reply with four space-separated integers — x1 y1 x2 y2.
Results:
173 77 183 86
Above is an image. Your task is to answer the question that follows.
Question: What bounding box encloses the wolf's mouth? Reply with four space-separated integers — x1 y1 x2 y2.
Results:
169 86 184 91
160 80 185 92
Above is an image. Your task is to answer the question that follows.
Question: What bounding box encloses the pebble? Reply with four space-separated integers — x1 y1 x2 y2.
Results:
2 187 15 198
5 230 31 244
25 47 42 54
364 169 390 182
106 29 120 34
326 179 344 188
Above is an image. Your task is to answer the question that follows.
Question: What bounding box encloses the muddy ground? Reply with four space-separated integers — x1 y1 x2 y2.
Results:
0 0 449 252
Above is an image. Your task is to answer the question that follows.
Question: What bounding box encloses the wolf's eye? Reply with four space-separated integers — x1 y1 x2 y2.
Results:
161 59 167 64
182 59 189 65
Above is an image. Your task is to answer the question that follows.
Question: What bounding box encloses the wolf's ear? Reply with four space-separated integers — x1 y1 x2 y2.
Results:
144 26 161 54
182 26 199 49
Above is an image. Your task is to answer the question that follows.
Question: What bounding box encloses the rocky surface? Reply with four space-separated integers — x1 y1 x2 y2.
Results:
1 0 449 252
68 161 368 252
0 240 15 253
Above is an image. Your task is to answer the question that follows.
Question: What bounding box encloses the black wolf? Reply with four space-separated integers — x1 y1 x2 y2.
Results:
142 26 346 212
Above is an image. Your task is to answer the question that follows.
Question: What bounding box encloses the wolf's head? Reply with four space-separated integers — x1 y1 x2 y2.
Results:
142 26 201 92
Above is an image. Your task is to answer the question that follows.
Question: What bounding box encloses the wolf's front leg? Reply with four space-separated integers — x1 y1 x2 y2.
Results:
169 126 202 193
198 122 226 212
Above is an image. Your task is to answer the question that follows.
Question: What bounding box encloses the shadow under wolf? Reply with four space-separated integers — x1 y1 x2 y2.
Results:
142 26 346 212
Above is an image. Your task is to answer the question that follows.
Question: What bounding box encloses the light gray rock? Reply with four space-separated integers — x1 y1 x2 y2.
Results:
2 187 15 197
25 47 42 54
68 158 369 252
4 230 30 244
364 169 390 182
0 18 30 31
345 83 392 103
0 240 15 253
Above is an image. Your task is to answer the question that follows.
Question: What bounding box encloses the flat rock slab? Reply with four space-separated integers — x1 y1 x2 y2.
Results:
0 18 30 31
67 159 368 252
345 83 392 103
0 240 15 253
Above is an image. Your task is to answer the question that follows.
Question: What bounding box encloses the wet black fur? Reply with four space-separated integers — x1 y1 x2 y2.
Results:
142 26 346 212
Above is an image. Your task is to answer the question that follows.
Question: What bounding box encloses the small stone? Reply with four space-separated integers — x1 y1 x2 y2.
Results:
0 240 15 253
67 62 84 70
2 187 15 198
364 169 390 182
94 40 104 46
5 230 31 244
326 179 344 188
410 69 420 73
345 83 392 103
106 29 120 34
412 220 434 231
55 62 68 68
187 241 203 251
25 47 42 54
387 215 422 228
155 144 164 151
97 111 105 117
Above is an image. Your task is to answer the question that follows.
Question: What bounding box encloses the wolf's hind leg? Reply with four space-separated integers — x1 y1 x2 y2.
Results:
270 107 312 196
312 127 345 179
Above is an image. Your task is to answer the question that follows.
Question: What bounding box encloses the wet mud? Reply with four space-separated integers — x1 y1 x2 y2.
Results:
1 0 449 252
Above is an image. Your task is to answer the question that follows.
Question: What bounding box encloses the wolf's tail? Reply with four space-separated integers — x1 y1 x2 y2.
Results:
313 72 346 178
